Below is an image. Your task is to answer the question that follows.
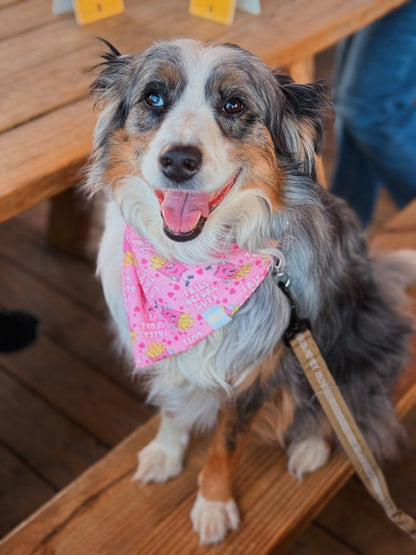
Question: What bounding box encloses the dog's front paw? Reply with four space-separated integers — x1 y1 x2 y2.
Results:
191 492 240 545
287 435 330 479
132 440 183 483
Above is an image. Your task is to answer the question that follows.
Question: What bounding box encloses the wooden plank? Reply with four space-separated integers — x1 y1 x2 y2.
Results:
285 523 357 555
220 0 407 68
0 250 134 390
0 417 160 549
10 196 105 264
315 446 416 555
0 0 406 222
0 97 92 222
0 0 24 7
133 446 352 555
0 0 185 132
0 417 391 551
402 400 416 446
0 0 247 132
296 409 416 554
0 0 190 70
11 196 53 234
47 188 92 257
1 0 405 132
0 42 93 133
2 203 414 552
0 443 55 538
371 200 416 252
0 0 58 40
0 217 106 318
0 334 153 446
2 334 414 553
378 199 416 233
0 18 91 77
0 367 108 490
0 0 23 8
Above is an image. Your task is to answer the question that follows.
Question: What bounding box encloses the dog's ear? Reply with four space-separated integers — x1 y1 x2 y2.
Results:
86 40 135 195
91 39 134 129
272 73 332 179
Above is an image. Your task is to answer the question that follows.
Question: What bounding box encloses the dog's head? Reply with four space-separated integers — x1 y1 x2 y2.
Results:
88 39 330 259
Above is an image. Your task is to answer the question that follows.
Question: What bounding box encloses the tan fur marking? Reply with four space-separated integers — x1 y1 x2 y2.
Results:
198 347 288 503
198 409 244 503
102 129 153 189
229 126 284 210
315 155 327 188
234 343 285 394
102 130 137 188
251 387 296 446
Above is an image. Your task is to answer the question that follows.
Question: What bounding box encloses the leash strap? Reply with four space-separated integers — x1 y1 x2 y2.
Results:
276 278 416 538
289 329 416 539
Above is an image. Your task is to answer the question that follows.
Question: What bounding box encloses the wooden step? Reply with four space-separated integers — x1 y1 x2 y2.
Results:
1 358 415 554
2 202 416 554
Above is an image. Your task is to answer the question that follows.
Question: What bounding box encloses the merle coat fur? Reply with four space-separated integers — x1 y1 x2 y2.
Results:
87 39 415 544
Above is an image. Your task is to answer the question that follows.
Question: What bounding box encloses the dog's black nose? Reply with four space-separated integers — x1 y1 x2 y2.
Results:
159 145 202 182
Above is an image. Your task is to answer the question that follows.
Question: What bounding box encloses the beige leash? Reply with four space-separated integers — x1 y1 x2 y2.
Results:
277 278 416 539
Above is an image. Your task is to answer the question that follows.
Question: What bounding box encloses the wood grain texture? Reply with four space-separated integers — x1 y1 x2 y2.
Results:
0 218 106 317
47 188 91 257
0 248 136 388
285 522 357 555
219 0 407 68
2 201 415 553
0 367 108 490
0 199 155 536
3 377 414 554
315 448 416 555
0 444 55 538
0 98 92 223
0 0 60 40
0 0 406 222
0 334 152 446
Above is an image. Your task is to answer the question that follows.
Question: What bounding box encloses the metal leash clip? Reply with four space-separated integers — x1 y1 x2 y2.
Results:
277 277 310 346
270 252 310 345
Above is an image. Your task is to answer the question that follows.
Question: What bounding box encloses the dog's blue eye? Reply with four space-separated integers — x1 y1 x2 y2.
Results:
145 92 165 109
223 98 245 115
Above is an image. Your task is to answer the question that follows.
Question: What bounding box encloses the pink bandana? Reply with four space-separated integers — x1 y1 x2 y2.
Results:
122 226 273 368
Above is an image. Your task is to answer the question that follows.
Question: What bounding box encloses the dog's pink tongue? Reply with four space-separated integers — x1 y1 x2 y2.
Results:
160 190 210 232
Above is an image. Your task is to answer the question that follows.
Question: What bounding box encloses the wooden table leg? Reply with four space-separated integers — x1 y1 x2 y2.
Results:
47 187 91 258
288 58 315 83
288 58 327 189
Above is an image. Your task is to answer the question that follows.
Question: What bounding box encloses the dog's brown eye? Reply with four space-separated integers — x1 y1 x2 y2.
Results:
145 92 165 109
223 98 244 114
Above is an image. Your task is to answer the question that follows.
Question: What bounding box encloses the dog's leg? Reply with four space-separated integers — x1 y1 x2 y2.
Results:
133 410 190 483
287 416 333 479
287 435 331 478
190 408 244 545
191 384 265 545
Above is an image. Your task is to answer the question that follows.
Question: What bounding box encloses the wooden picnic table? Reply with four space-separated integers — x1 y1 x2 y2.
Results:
0 0 408 226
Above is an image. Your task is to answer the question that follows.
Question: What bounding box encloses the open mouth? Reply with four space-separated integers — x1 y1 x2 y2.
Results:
155 170 240 242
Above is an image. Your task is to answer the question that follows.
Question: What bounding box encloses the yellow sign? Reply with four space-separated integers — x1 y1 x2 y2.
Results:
189 0 236 25
73 0 125 25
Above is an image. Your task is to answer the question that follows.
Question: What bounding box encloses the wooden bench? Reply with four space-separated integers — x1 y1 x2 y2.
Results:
0 0 407 229
3 202 415 554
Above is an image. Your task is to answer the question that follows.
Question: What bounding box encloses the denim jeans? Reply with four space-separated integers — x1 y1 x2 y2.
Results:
331 0 416 226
